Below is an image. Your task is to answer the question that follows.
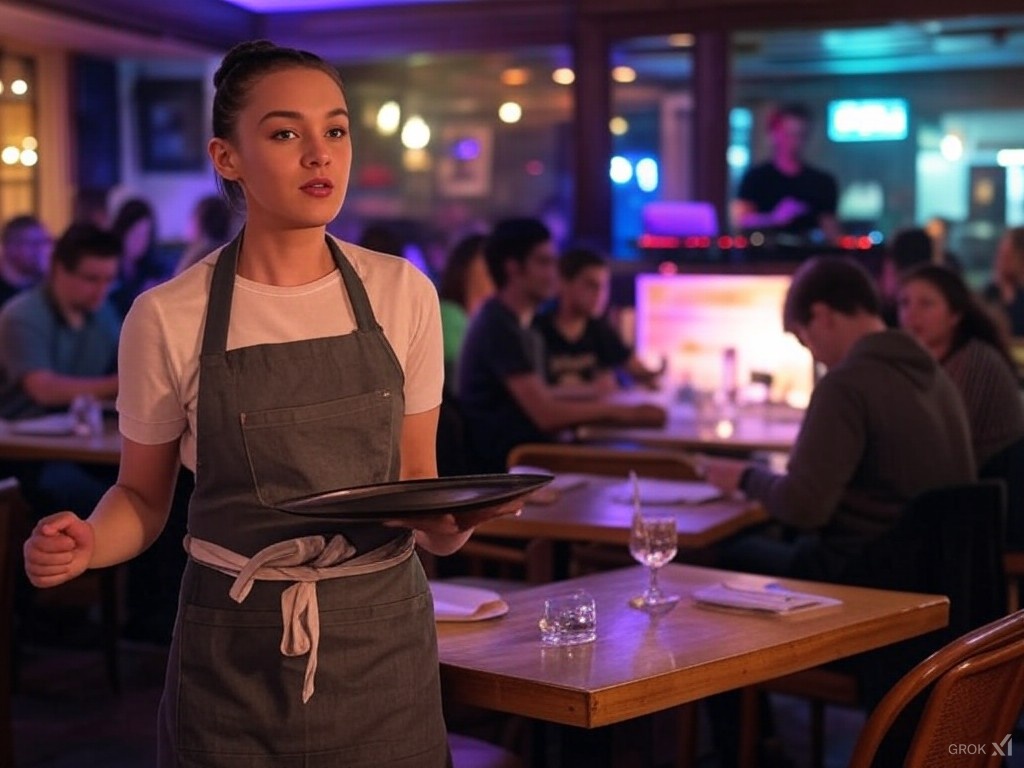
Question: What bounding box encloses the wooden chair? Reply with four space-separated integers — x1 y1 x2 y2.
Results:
0 477 31 767
507 442 702 576
980 436 1024 611
749 480 1008 768
848 609 1024 768
1006 551 1024 613
507 443 701 481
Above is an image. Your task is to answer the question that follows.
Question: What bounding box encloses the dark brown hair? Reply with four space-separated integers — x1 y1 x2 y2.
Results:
483 218 551 289
51 223 121 273
212 40 345 208
558 247 608 281
783 256 880 332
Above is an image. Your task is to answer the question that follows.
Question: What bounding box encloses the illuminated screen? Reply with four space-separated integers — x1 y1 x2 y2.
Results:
635 274 813 405
828 99 908 142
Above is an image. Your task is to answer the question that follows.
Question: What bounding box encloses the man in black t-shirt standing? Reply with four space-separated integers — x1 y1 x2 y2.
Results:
731 103 840 244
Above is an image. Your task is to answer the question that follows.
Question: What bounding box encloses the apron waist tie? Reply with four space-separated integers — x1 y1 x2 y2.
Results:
184 532 415 703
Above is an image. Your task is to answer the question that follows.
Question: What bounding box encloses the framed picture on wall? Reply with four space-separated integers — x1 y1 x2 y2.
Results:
134 79 205 172
437 124 493 198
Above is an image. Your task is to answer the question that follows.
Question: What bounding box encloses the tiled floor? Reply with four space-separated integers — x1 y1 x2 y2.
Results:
12 640 1024 768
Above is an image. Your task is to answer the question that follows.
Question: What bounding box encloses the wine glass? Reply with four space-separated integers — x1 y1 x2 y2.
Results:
628 512 680 613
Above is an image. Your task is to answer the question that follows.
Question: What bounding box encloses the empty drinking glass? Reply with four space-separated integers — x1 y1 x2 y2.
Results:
70 394 102 436
628 512 680 613
539 590 597 646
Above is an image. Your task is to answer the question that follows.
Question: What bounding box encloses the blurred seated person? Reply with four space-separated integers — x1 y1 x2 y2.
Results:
731 102 840 244
983 225 1024 337
0 223 120 419
437 233 493 390
458 218 666 473
0 215 52 307
532 246 662 397
702 256 974 582
898 264 1024 469
0 223 121 516
879 226 934 326
109 197 172 318
174 194 235 275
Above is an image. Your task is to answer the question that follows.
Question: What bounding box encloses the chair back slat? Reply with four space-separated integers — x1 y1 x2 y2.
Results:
507 443 699 480
981 435 1024 548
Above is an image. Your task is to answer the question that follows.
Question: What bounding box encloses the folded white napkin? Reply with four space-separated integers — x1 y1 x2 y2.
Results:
693 575 842 614
610 477 722 506
9 413 77 436
429 581 509 622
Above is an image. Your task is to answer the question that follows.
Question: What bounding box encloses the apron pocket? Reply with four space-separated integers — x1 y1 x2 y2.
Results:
175 587 445 764
241 389 395 507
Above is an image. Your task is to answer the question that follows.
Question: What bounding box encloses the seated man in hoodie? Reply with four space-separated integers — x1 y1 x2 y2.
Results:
702 255 975 582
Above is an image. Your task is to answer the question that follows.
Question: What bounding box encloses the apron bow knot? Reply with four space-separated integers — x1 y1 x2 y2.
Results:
185 532 413 702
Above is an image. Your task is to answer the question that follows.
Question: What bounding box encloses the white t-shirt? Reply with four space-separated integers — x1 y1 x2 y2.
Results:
117 238 443 472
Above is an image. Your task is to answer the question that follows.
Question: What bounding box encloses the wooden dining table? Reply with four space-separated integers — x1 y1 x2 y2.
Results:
577 397 803 456
436 563 948 729
0 418 121 465
476 475 767 550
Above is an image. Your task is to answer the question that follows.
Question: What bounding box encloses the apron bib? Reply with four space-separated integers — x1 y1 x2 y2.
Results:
156 233 449 767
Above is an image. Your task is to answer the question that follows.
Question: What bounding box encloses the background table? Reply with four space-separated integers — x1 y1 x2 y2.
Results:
477 475 767 549
0 419 121 465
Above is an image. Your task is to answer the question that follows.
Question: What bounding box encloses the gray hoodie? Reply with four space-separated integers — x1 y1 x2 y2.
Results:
742 329 976 578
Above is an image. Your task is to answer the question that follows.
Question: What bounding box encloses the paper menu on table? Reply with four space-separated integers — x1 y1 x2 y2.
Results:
610 477 722 506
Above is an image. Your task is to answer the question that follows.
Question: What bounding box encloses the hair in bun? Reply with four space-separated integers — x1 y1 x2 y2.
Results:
210 39 345 207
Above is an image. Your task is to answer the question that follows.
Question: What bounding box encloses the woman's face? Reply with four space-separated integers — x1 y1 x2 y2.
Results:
898 279 960 356
212 67 351 230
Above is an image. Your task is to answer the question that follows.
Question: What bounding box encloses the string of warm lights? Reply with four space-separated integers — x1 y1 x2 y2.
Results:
372 63 643 151
0 51 37 168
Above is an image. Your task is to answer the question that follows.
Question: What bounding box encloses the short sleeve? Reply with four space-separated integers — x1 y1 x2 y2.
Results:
116 293 188 444
820 172 839 214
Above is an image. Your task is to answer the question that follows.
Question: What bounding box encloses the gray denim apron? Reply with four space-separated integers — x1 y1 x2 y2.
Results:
156 233 449 767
